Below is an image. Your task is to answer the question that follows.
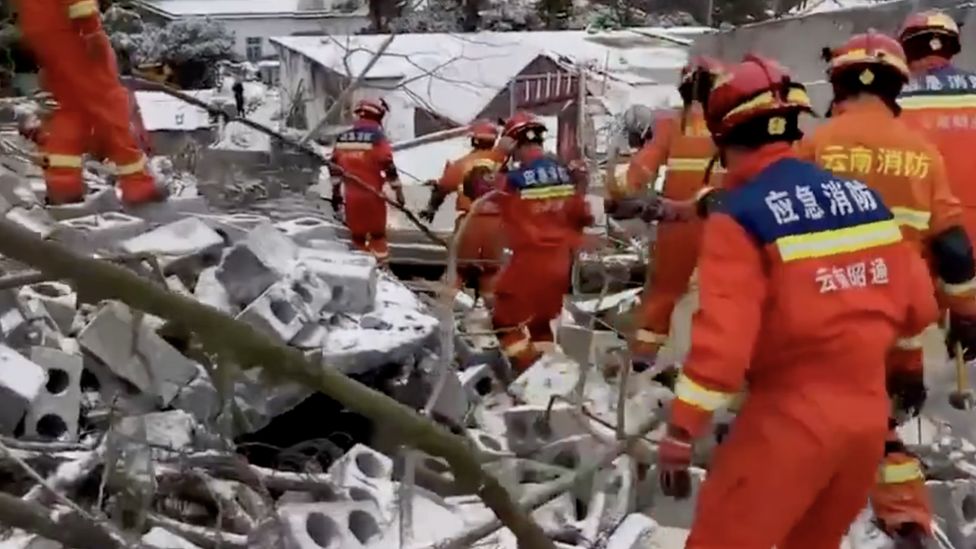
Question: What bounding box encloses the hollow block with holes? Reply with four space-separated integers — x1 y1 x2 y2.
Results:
502 402 587 457
24 346 82 441
0 344 45 435
236 270 330 343
216 223 299 307
297 248 377 315
19 281 77 334
120 217 224 275
54 212 148 250
326 445 397 522
275 217 340 246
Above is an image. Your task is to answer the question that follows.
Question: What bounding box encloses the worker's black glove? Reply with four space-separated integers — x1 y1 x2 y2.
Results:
947 312 976 361
419 207 437 223
887 371 927 419
606 196 659 221
330 194 343 215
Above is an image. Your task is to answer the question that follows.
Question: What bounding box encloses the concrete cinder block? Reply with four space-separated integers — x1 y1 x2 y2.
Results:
120 217 224 274
236 282 308 342
0 344 45 435
78 301 198 405
274 217 340 245
46 185 121 221
278 501 384 549
576 455 636 540
458 363 496 399
297 248 377 314
195 213 271 243
8 206 57 239
56 212 147 250
557 323 624 367
605 514 659 549
503 403 587 456
117 410 196 458
466 429 513 460
123 195 210 224
216 223 299 307
928 479 976 548
24 347 82 441
327 445 397 522
19 282 77 334
193 266 236 315
170 363 220 426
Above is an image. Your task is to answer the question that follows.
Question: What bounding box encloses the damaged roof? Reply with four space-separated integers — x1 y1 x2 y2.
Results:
135 90 214 132
270 29 694 126
136 0 364 19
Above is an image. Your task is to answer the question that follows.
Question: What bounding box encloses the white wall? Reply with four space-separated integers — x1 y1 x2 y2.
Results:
218 16 369 60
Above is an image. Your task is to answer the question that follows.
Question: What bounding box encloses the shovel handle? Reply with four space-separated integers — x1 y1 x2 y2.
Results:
956 341 968 393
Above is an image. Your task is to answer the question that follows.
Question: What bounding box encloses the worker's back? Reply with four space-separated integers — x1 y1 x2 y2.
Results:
626 107 720 198
899 62 976 241
441 148 507 213
798 97 962 257
717 158 934 423
331 119 392 196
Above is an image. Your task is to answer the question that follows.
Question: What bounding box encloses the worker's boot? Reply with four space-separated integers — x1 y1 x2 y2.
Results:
118 171 168 206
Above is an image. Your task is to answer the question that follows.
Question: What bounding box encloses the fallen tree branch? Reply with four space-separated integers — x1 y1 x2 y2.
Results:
147 513 248 549
124 76 448 249
0 219 556 549
0 494 128 549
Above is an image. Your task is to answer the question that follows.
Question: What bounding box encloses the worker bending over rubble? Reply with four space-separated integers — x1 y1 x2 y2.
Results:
491 112 592 371
16 0 166 205
616 57 725 371
657 54 940 549
798 32 976 543
898 10 976 245
420 120 509 301
330 98 406 264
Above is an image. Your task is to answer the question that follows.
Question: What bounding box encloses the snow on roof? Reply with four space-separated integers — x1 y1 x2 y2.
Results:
271 29 690 125
392 116 559 184
138 0 361 18
788 0 896 16
135 90 213 132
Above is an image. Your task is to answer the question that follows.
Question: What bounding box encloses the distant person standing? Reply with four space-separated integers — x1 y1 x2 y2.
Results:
232 79 245 117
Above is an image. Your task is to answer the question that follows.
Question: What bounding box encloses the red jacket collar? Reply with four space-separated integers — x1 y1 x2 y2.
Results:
910 55 951 75
723 143 796 190
831 95 895 118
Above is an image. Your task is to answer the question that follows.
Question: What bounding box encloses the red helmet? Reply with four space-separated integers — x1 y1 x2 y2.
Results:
354 98 389 120
899 10 960 44
706 54 813 142
824 31 909 83
502 111 547 142
469 119 499 142
680 56 725 85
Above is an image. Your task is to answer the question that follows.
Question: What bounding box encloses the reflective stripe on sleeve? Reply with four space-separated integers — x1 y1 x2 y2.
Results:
68 0 99 18
666 158 711 172
503 337 531 357
895 335 924 350
635 329 667 344
941 277 976 297
775 220 902 262
674 372 735 412
890 207 931 232
45 154 83 169
877 460 924 484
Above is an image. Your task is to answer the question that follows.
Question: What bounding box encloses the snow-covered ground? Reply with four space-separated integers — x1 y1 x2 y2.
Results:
788 0 896 16
212 79 281 152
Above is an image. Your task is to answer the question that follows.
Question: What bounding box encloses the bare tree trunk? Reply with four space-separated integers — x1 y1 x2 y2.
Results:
0 219 557 549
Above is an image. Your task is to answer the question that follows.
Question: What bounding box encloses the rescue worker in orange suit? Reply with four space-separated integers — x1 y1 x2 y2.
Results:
330 99 406 264
617 57 725 370
657 54 940 549
796 32 976 545
492 112 592 371
16 0 165 206
897 11 976 246
419 120 508 301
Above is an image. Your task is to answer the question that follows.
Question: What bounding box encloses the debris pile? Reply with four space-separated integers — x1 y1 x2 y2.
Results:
0 147 970 549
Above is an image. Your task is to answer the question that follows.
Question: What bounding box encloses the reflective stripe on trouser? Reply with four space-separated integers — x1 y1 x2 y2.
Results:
887 330 925 376
352 234 389 263
41 107 87 204
870 452 933 534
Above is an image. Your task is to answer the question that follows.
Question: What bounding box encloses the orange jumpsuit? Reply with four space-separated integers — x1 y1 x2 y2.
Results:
674 144 938 548
796 96 961 534
493 147 591 371
899 57 976 243
625 106 720 353
331 119 398 262
435 148 508 298
17 0 160 205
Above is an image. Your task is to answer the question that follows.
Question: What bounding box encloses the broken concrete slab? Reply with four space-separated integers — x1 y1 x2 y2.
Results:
120 217 224 274
24 347 82 441
274 216 339 245
55 212 147 250
216 223 299 307
19 282 77 334
78 301 198 405
124 196 210 224
117 410 196 458
141 527 202 549
46 185 121 221
195 213 272 243
557 323 624 367
193 266 236 315
604 514 658 549
8 206 57 240
170 364 220 427
0 344 45 435
297 248 376 315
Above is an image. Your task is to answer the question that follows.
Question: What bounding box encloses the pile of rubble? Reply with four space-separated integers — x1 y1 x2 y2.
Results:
0 147 974 549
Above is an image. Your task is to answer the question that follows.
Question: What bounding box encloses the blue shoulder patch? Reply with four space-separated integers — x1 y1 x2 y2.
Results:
722 158 894 246
336 125 383 145
506 156 572 191
902 64 976 97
